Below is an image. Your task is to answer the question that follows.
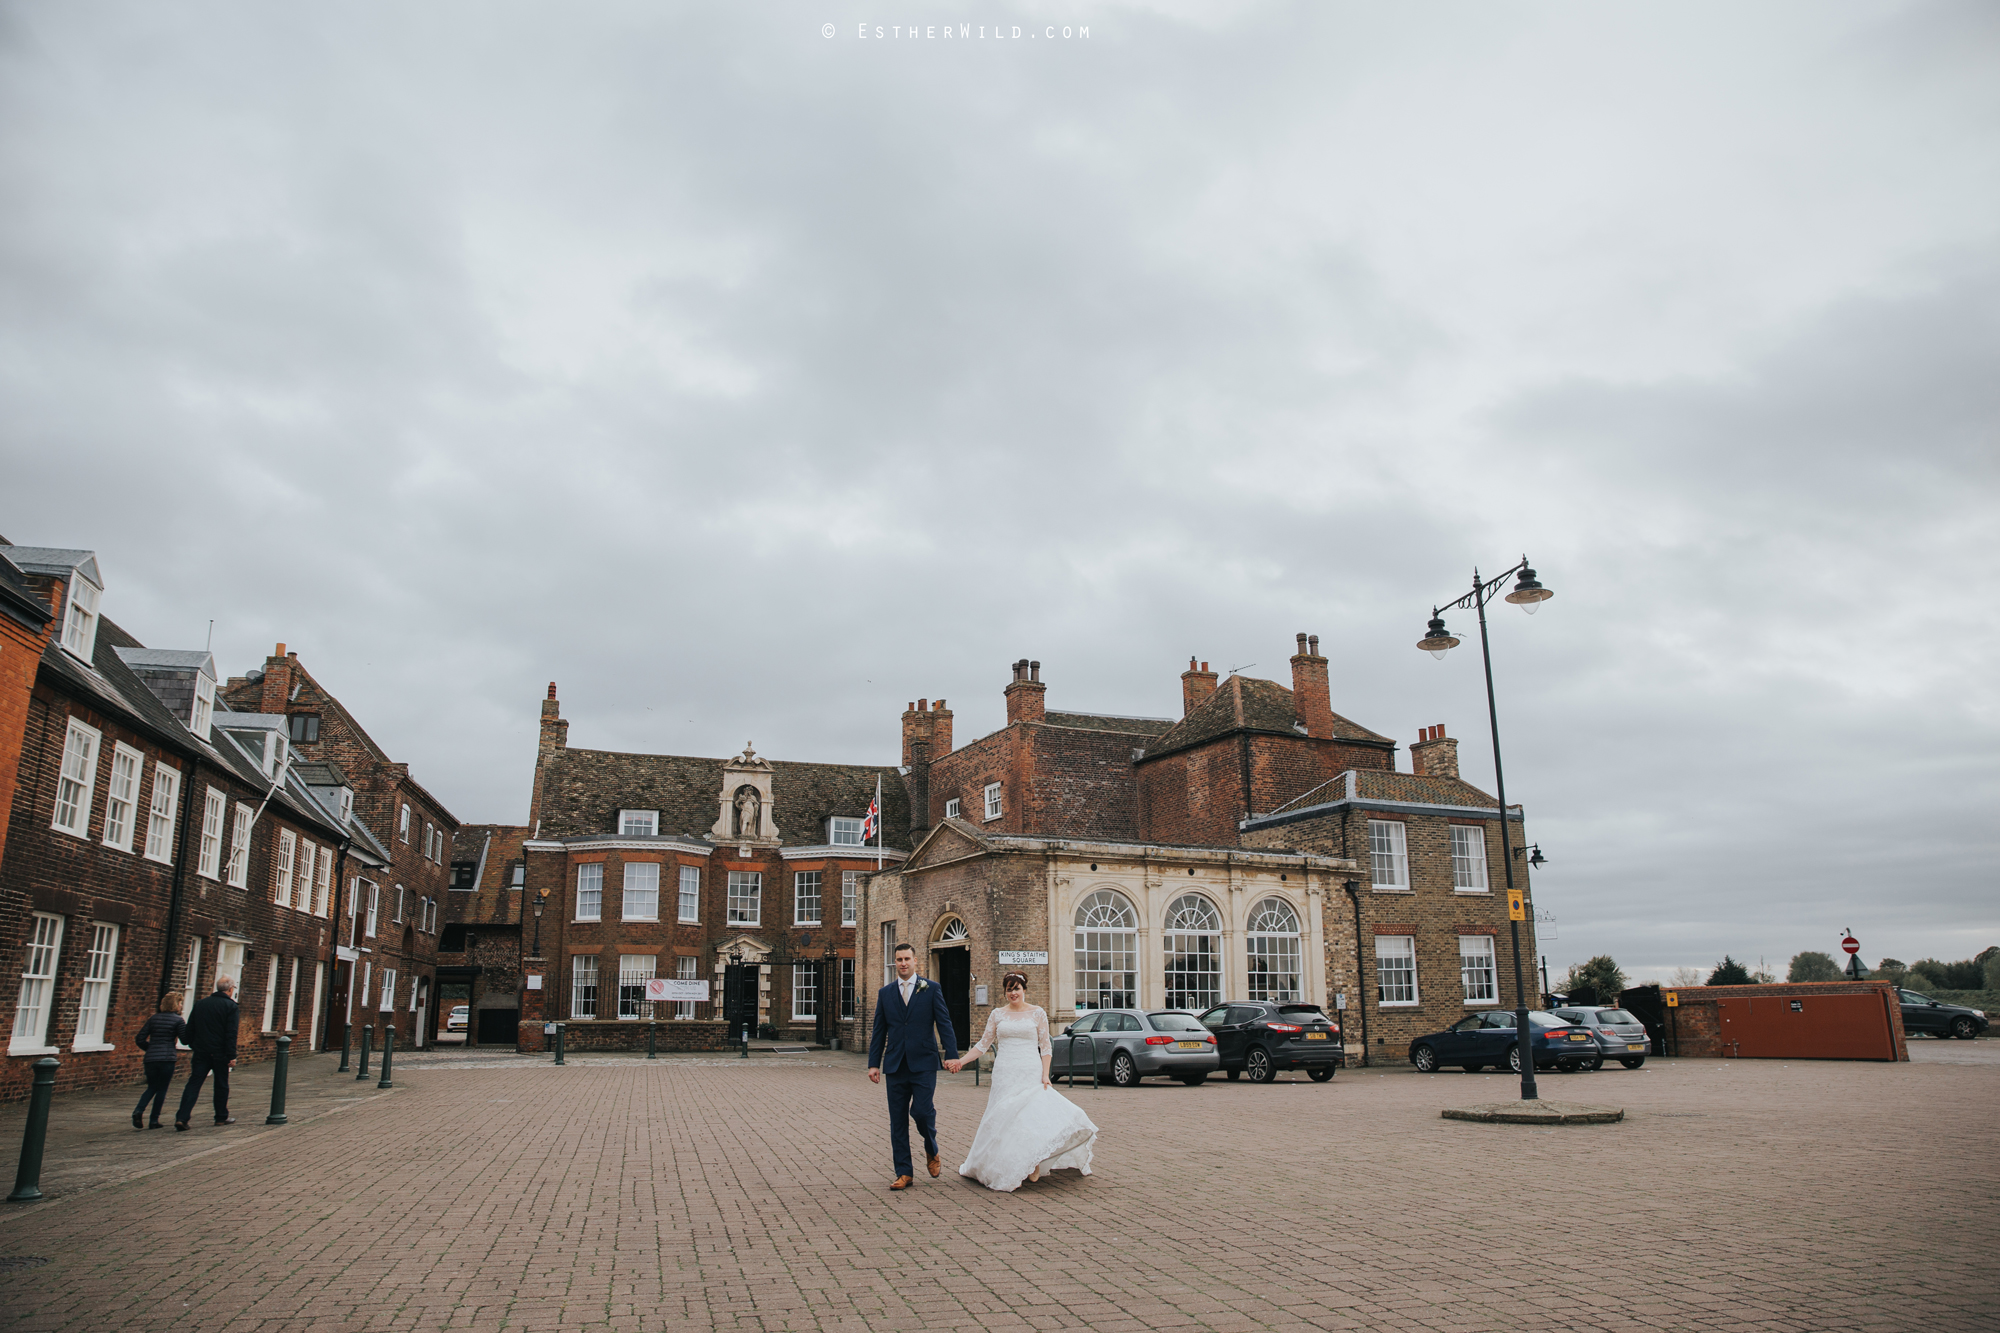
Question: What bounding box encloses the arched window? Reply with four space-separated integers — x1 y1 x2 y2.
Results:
938 918 968 943
1246 897 1302 1002
1073 890 1137 1011
1162 894 1222 1012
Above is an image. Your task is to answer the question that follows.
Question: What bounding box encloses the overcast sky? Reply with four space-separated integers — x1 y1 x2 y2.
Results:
3 1 1995 983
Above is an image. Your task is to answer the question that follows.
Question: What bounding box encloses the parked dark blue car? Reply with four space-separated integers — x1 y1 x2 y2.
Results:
1409 1010 1597 1074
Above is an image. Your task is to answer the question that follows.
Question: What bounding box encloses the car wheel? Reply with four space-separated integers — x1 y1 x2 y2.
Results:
1462 1064 1484 1074
1619 1056 1645 1069
1245 1047 1275 1083
1110 1052 1139 1087
1412 1044 1438 1073
1584 1057 1603 1072
1308 1066 1336 1082
1506 1044 1521 1073
1951 1017 1978 1040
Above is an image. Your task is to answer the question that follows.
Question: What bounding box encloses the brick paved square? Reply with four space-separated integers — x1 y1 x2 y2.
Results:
0 1045 1990 1332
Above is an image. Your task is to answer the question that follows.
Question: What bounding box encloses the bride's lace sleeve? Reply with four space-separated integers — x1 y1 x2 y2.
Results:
1035 1007 1052 1056
964 1008 1001 1058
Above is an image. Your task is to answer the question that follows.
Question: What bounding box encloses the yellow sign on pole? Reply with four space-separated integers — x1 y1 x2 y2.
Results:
1666 990 1680 1008
1507 889 1526 921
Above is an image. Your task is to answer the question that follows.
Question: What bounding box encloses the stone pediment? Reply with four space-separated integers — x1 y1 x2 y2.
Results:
711 744 781 845
904 818 990 873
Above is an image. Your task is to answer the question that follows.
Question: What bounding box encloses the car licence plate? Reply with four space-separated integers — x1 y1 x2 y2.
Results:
1174 1041 1206 1050
1304 1032 1327 1040
1626 1043 1645 1051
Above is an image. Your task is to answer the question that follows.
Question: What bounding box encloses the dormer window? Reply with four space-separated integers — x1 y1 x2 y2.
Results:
620 809 659 837
829 817 863 846
191 674 215 740
288 714 320 743
61 574 102 660
337 788 353 825
264 731 288 778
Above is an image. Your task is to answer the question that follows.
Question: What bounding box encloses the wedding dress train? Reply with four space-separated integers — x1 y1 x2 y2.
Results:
957 1006 1098 1192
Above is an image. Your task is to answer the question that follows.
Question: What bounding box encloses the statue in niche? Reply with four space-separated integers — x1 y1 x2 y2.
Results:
733 785 761 839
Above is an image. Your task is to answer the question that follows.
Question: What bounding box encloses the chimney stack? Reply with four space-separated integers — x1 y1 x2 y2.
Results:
259 644 292 715
1411 724 1460 779
1181 657 1219 716
1004 658 1047 725
528 683 570 826
1289 632 1333 740
901 695 954 833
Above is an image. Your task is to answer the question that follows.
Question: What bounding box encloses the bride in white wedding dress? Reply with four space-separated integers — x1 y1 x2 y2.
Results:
944 973 1098 1191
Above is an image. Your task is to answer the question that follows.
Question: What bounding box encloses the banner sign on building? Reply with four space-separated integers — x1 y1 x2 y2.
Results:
646 978 711 1002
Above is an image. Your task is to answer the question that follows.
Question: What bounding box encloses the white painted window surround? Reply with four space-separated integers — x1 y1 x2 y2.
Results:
1369 820 1409 889
1376 935 1418 1005
52 718 101 837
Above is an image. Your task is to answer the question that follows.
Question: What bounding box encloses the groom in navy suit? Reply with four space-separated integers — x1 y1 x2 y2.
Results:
867 941 960 1189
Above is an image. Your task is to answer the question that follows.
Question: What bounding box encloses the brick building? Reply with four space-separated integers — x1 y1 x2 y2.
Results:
221 648 456 1053
508 685 904 1051
872 636 1542 1065
0 544 370 1098
439 823 530 1045
0 551 55 883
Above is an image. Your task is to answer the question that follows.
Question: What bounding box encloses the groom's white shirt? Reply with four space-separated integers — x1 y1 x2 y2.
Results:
898 977 915 1005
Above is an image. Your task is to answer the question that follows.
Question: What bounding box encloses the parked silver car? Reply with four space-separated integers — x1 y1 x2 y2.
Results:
1551 1005 1651 1069
1053 1009 1220 1087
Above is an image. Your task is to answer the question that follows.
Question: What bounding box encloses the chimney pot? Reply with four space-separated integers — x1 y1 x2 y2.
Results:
275 642 286 658
1295 633 1308 655
1030 660 1040 682
1308 634 1319 657
547 682 557 699
1200 662 1207 672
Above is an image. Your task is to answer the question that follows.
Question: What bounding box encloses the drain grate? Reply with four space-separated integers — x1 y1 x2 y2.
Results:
0 1257 50 1273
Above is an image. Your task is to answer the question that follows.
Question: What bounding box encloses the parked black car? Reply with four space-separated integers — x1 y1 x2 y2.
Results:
1551 1005 1652 1069
1196 1001 1344 1082
1408 1010 1598 1073
1896 989 1989 1040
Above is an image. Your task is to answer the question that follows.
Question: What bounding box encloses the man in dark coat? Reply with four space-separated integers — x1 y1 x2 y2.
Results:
175 976 240 1129
866 941 959 1189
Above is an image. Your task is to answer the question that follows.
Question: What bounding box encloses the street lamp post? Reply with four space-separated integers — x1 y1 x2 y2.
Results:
531 890 547 957
1417 556 1553 1101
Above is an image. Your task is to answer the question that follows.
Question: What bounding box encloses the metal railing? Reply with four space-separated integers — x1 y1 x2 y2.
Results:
1062 1032 1100 1089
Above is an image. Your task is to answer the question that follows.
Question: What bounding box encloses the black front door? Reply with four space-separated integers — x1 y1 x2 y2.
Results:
724 964 757 1041
326 961 352 1051
936 948 971 1053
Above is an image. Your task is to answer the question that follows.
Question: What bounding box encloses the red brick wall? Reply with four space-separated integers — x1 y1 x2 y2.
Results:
0 613 50 885
1663 982 1909 1061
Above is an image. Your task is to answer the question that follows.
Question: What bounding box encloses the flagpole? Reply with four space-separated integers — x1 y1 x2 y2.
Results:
875 773 883 872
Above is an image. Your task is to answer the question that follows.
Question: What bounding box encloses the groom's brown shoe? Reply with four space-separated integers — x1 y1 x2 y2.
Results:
889 1175 914 1190
927 1152 942 1178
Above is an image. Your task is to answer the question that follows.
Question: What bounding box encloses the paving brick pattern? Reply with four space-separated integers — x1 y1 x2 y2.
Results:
0 1045 1990 1332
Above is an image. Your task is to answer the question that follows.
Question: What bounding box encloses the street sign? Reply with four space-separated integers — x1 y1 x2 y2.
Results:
997 950 1049 966
1535 907 1556 940
1507 890 1526 922
1665 991 1679 1008
646 979 710 1003
1842 935 1860 956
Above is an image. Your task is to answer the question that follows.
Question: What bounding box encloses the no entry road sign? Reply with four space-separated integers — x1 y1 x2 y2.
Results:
1842 935 1861 956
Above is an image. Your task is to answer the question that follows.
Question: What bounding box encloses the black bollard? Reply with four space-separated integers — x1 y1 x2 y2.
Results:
356 1024 372 1080
553 1023 564 1066
376 1027 395 1090
7 1058 59 1203
338 1020 351 1073
265 1036 292 1125
647 1021 656 1060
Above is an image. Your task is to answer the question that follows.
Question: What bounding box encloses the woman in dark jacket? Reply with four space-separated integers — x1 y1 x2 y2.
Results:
132 993 186 1129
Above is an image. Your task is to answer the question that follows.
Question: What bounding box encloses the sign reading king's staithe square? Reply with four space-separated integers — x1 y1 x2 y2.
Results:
996 950 1049 966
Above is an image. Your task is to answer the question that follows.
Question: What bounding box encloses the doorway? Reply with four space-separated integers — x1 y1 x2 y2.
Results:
326 960 352 1052
934 947 971 1052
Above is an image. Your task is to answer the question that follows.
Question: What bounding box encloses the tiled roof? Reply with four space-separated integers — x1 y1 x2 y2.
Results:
1352 770 1498 808
0 550 51 630
1042 711 1176 737
536 747 911 849
2 546 101 587
1141 675 1392 759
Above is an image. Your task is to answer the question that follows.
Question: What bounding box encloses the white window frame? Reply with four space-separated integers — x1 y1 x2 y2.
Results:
190 673 216 740
943 798 961 819
143 761 180 863
274 830 297 908
364 880 380 937
297 844 317 914
60 573 101 660
1369 819 1409 890
226 803 253 887
983 783 1002 821
308 960 326 1049
380 967 397 1011
284 957 302 1031
1460 934 1498 1004
793 871 822 926
394 884 405 924
727 871 761 927
672 955 698 1020
215 938 247 993
1376 935 1419 1006
792 961 818 1021
677 866 700 923
619 809 659 837
101 741 143 852
398 803 411 842
617 955 656 1020
262 955 282 1032
880 922 897 985
52 717 101 838
622 863 660 921
198 788 226 879
571 956 598 1019
315 854 332 918
11 913 65 1055
72 922 120 1051
181 939 203 1018
841 870 859 927
1451 825 1490 893
828 817 862 847
576 864 603 922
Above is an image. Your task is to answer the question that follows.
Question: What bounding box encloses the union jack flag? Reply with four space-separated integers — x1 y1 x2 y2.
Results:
860 788 881 842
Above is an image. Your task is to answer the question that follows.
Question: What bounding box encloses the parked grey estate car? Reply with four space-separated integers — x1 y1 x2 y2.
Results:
1551 1005 1652 1069
1054 1010 1220 1087
1896 989 1990 1040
